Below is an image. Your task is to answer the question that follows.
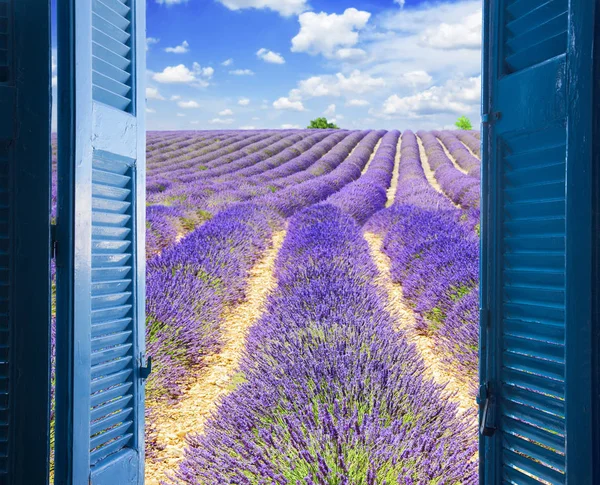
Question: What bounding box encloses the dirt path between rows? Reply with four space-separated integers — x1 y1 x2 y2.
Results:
364 232 477 419
385 135 402 207
437 137 469 175
417 136 462 209
145 230 287 485
361 138 383 175
459 139 481 160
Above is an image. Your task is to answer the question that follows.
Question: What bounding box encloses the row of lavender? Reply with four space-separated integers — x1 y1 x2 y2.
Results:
171 204 477 484
367 130 480 393
144 130 393 407
145 130 355 255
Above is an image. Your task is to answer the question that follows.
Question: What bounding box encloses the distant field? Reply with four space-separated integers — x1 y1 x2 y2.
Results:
54 128 482 484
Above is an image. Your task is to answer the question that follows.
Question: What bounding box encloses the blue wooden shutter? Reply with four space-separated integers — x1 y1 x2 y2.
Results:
0 0 52 482
55 0 146 483
481 0 597 483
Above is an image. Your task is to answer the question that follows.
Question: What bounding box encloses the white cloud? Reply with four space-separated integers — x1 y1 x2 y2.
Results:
152 63 213 86
291 8 371 59
290 70 385 99
210 118 235 124
238 98 251 106
419 12 481 50
146 37 160 51
334 48 367 61
178 100 201 109
273 97 305 111
398 70 433 88
52 52 57 87
324 104 336 116
165 40 190 54
190 120 200 125
222 58 234 66
219 109 234 116
176 113 186 117
282 124 301 129
382 75 481 117
216 0 308 16
170 95 181 101
394 0 406 7
229 69 255 76
156 0 187 4
146 87 165 100
256 48 285 64
146 107 156 113
346 99 370 107
239 125 256 130
252 116 260 120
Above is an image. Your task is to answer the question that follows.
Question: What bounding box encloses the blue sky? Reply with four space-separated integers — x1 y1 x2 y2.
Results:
54 0 483 130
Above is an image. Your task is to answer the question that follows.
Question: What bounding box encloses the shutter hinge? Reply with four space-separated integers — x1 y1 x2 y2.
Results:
51 223 57 259
482 112 501 124
478 382 496 437
140 355 152 380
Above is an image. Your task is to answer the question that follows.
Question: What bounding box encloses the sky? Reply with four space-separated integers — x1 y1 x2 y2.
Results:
53 0 483 131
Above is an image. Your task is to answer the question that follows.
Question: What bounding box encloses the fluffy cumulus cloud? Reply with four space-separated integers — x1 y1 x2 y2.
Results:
239 125 256 130
256 48 285 64
229 69 255 76
291 8 371 59
219 109 234 116
222 58 234 66
273 97 306 111
346 99 370 107
210 118 235 124
216 0 308 16
238 98 251 106
398 70 433 88
178 100 201 109
324 104 336 116
382 75 481 117
146 87 165 100
289 70 385 100
419 12 481 50
165 40 190 54
152 63 214 87
146 37 160 51
282 124 301 129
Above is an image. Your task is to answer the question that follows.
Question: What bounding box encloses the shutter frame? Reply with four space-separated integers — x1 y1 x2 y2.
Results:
481 0 598 483
56 0 146 482
11 0 52 482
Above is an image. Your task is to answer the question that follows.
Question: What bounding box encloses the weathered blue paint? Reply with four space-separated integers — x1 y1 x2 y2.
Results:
0 0 52 482
55 0 146 483
481 0 598 483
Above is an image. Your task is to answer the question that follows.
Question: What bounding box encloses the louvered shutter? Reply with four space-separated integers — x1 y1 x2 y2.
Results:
480 1 597 483
55 0 146 483
0 0 52 483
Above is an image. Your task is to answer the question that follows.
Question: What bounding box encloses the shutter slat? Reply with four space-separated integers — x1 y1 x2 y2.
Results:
90 395 132 423
90 434 134 465
92 239 131 254
93 0 130 31
91 356 133 379
91 304 132 323
92 266 132 282
91 344 133 367
92 292 132 310
91 330 132 351
90 382 132 408
92 279 132 296
91 420 133 451
90 409 133 438
91 368 132 394
93 27 130 58
503 448 565 484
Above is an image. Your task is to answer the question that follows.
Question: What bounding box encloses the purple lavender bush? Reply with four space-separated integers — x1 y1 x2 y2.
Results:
170 204 477 484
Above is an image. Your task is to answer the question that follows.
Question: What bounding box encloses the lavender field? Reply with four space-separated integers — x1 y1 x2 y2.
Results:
53 128 482 483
